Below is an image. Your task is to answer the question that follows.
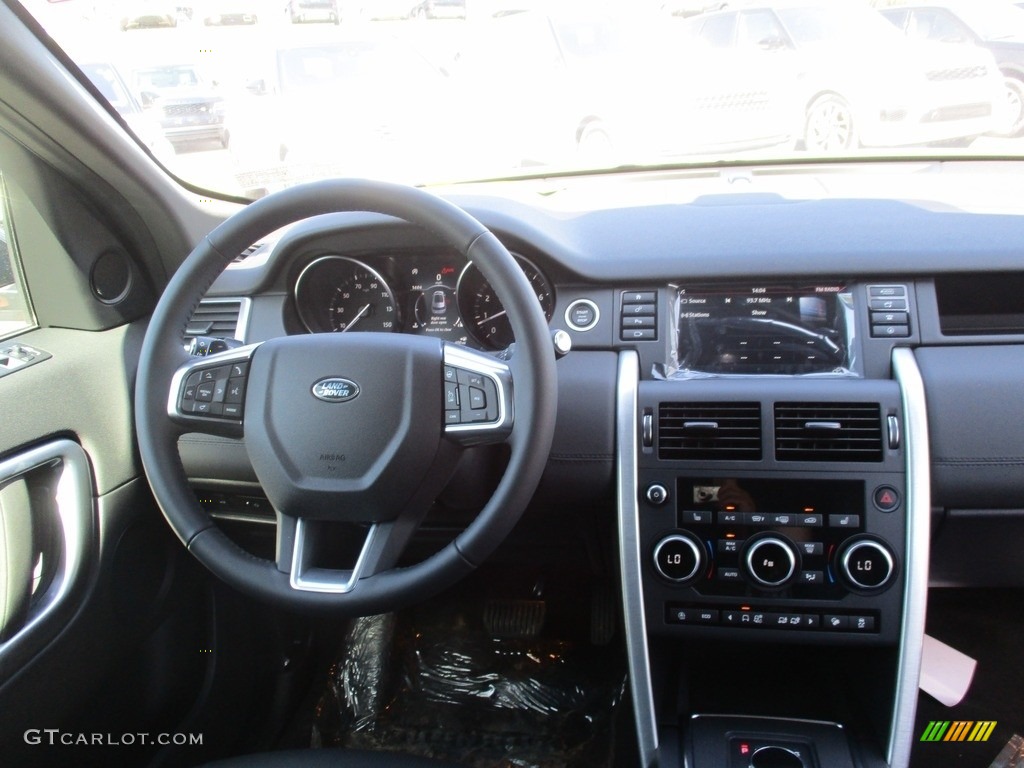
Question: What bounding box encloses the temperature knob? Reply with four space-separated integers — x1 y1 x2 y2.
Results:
653 533 705 585
744 536 798 588
839 537 895 591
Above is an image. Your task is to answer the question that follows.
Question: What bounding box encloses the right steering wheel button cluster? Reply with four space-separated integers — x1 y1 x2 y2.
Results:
442 364 499 425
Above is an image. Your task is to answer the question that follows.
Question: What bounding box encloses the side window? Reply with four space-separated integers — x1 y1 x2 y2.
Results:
907 9 971 44
698 14 738 50
0 176 36 339
738 11 791 51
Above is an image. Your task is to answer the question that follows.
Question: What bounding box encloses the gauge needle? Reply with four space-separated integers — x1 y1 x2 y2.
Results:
476 309 507 327
342 303 371 332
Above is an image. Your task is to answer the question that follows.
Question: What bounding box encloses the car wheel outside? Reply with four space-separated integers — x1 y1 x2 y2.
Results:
995 75 1024 138
577 122 614 164
804 94 856 152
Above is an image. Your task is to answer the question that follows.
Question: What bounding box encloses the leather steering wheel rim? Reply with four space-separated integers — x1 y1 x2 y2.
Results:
134 179 557 614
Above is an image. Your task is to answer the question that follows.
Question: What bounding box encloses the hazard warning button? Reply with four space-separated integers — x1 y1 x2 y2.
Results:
873 486 901 512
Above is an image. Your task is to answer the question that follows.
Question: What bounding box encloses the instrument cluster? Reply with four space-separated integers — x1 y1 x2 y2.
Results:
292 249 554 351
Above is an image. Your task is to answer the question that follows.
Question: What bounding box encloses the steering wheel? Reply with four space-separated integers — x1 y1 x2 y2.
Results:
135 179 557 614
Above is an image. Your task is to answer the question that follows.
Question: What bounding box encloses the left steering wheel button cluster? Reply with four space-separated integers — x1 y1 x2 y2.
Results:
180 363 248 420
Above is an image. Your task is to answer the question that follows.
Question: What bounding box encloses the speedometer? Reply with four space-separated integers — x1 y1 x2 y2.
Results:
456 255 554 350
295 256 397 334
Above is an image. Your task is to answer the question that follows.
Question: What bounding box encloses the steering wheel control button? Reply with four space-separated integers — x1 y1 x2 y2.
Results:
873 485 901 512
653 534 704 584
444 365 457 382
645 483 669 505
444 381 460 410
744 536 798 588
840 539 895 591
565 299 600 332
469 386 486 410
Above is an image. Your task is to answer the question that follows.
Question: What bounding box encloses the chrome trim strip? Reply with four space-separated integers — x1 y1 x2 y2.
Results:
889 348 931 768
234 296 253 342
616 350 659 766
0 440 93 665
210 511 276 526
289 517 377 594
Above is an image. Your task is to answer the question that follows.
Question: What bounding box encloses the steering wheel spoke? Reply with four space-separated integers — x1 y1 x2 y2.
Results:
442 343 513 447
277 499 434 594
168 344 261 438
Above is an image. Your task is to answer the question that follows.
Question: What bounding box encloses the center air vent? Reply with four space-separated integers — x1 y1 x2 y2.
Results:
775 402 882 462
658 402 762 460
184 298 244 340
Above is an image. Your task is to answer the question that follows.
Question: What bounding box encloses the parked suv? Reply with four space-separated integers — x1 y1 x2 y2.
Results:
288 0 339 24
682 0 1007 150
132 63 229 150
878 0 1024 136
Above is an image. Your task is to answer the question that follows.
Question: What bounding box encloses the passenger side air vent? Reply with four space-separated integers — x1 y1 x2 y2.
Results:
184 298 244 340
774 402 882 462
658 402 762 460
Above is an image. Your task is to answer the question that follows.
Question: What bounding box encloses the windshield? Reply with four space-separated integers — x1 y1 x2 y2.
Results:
18 0 1024 197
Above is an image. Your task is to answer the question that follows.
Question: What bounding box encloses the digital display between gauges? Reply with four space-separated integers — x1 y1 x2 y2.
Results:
457 255 555 350
295 256 397 334
406 261 468 345
675 284 852 374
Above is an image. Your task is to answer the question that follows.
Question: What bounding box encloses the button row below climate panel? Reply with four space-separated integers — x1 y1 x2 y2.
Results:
666 604 878 633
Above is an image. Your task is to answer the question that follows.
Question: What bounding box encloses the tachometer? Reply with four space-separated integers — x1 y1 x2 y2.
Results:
295 256 397 334
456 255 554 350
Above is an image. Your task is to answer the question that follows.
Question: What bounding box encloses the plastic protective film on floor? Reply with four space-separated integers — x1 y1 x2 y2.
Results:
312 608 626 768
989 734 1024 768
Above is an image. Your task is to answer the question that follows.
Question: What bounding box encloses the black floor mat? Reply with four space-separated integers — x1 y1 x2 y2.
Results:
911 589 1024 768
312 581 627 768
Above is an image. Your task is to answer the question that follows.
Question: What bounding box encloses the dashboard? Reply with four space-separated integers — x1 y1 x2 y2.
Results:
186 165 1024 768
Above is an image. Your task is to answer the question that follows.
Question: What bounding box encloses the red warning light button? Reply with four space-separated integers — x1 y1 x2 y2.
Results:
873 486 901 512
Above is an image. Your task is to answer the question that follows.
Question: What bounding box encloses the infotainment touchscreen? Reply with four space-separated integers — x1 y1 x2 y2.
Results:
670 284 855 376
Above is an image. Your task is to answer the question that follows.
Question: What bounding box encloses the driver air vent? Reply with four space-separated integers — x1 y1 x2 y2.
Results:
184 298 243 340
233 243 262 263
658 402 762 460
775 402 883 462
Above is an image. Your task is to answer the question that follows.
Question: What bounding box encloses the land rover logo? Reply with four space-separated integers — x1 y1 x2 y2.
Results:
311 377 360 403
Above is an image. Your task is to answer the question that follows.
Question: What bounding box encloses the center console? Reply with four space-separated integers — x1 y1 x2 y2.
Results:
617 282 929 768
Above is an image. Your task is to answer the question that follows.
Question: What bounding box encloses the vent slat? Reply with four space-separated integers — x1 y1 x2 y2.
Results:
185 299 243 340
775 402 882 462
658 402 762 460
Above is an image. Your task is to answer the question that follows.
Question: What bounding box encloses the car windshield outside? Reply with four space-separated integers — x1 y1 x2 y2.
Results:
16 0 1024 197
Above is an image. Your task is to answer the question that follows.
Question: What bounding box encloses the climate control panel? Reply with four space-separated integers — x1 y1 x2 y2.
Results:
639 475 905 643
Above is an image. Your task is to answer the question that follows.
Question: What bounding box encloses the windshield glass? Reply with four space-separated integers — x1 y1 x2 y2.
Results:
18 0 1024 197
